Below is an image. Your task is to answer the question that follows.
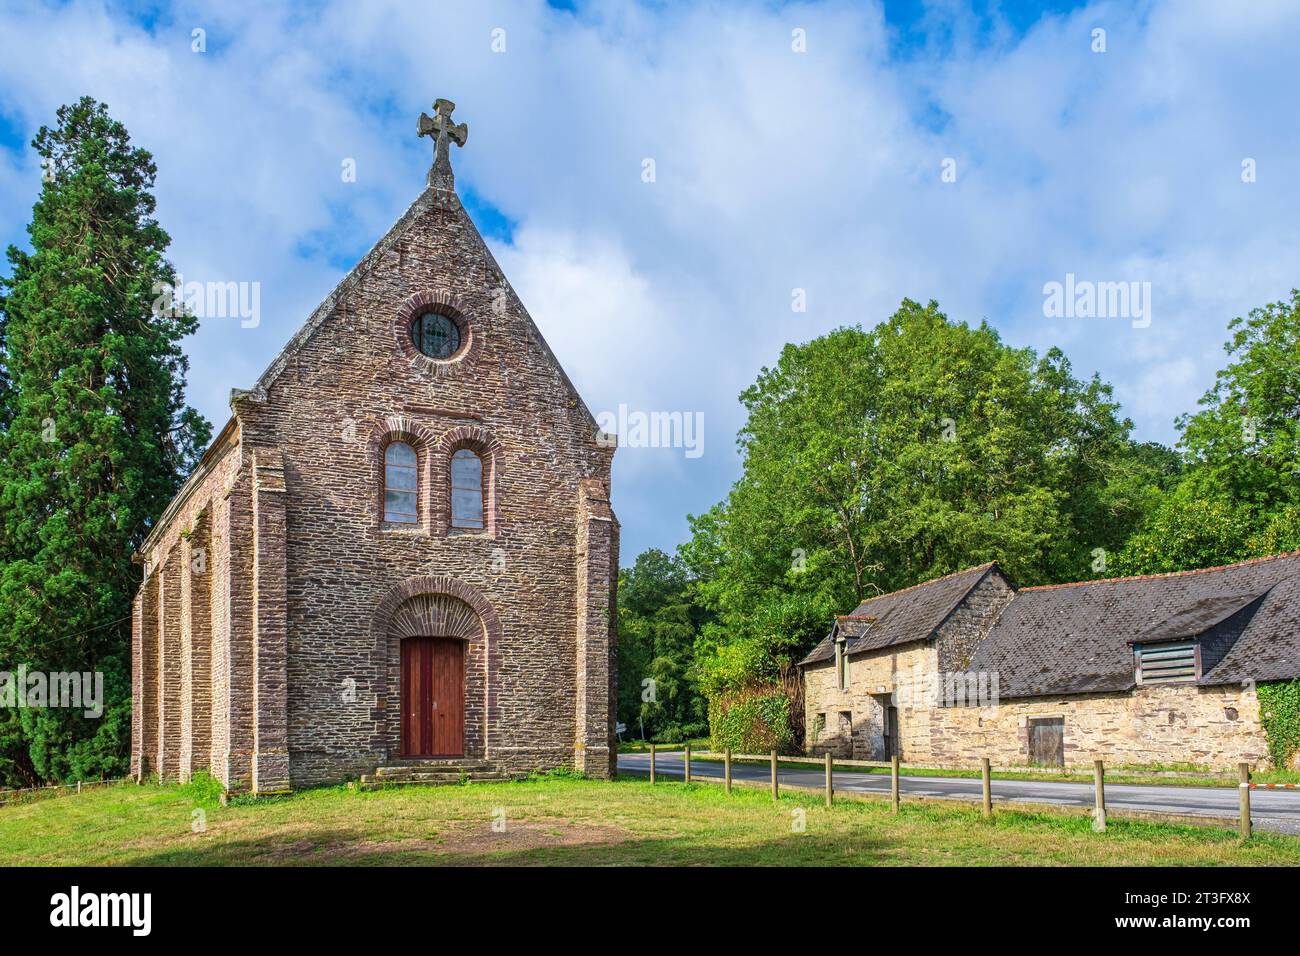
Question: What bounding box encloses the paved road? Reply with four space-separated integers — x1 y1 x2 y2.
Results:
619 751 1300 835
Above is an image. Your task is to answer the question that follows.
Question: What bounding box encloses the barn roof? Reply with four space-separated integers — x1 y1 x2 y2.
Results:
800 563 999 665
801 551 1300 700
970 551 1300 698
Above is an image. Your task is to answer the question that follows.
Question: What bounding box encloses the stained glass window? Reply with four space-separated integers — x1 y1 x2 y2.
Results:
411 312 460 359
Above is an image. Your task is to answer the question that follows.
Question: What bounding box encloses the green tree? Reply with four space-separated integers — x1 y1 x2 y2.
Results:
616 549 708 742
0 98 210 786
1113 291 1300 574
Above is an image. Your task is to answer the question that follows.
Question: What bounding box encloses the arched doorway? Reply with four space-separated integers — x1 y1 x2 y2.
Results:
370 577 502 763
400 636 465 757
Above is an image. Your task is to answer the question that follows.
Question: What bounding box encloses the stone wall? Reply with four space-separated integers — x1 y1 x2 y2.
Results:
935 569 1014 673
804 569 1012 763
929 684 1267 770
805 641 939 761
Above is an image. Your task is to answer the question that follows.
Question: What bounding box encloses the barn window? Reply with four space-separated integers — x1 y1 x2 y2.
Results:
450 448 485 529
1135 641 1198 685
834 637 849 690
383 442 418 523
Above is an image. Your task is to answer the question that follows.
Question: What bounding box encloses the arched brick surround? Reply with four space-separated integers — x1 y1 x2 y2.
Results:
367 415 437 531
434 424 505 537
369 576 503 761
394 289 482 379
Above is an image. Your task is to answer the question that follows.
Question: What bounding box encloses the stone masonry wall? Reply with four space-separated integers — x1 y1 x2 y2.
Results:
935 569 1014 673
803 561 1272 770
929 684 1268 770
805 641 939 762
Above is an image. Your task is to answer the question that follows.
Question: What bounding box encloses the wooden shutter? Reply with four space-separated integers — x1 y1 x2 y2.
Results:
1136 641 1198 685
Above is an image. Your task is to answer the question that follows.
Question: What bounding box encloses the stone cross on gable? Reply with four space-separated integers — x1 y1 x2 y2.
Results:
417 98 468 190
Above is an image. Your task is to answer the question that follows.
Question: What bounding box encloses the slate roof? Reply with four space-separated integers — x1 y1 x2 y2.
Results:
970 551 1300 699
800 563 998 665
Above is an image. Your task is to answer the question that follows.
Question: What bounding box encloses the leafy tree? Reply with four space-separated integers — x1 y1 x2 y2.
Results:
1113 291 1300 574
616 549 708 742
0 98 210 786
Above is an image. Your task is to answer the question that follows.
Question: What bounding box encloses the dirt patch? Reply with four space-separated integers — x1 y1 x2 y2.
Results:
259 819 631 864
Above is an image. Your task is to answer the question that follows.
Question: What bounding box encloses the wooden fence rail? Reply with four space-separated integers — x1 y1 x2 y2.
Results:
0 776 130 808
638 749 1255 841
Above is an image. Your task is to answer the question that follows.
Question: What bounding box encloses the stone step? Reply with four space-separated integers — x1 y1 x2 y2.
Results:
379 764 499 780
358 772 519 791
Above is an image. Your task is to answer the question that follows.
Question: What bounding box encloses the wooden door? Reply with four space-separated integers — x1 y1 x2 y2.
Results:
400 637 464 757
1028 717 1064 767
883 704 900 759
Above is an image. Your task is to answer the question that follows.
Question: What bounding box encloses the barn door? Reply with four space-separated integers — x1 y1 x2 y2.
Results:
401 637 465 757
1028 717 1064 767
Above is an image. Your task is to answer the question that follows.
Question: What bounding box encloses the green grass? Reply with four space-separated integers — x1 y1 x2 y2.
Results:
1 773 1297 866
616 737 710 754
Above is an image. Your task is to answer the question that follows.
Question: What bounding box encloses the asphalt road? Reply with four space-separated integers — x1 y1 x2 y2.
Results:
618 751 1300 835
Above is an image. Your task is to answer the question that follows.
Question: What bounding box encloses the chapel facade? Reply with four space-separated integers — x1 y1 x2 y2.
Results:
130 100 619 793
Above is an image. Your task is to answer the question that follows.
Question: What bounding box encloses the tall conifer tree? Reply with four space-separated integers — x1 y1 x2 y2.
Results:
0 98 210 785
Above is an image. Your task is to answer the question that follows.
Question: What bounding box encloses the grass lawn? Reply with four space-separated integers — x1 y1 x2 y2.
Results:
1 772 1298 866
616 737 710 754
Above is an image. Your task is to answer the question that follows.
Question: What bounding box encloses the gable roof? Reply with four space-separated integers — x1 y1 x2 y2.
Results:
800 563 998 665
969 551 1300 698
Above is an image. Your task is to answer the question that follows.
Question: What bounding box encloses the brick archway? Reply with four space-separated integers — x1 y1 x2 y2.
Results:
369 576 503 761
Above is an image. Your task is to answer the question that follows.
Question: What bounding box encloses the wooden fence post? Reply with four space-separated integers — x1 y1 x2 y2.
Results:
77 780 82 795
825 752 833 808
1239 762 1251 842
724 748 732 793
770 750 779 801
981 759 992 819
649 743 656 785
1093 760 1107 833
684 743 692 784
890 755 900 814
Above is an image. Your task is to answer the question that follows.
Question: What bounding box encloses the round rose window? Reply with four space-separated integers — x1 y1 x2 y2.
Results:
410 312 461 359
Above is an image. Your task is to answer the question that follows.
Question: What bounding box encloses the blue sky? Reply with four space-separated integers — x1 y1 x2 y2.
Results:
1 0 1298 562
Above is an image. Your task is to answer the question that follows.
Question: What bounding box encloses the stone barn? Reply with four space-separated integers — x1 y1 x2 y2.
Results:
130 100 618 794
802 552 1300 771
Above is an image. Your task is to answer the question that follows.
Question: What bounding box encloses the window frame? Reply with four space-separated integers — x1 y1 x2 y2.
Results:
410 311 463 360
382 440 420 525
449 446 487 531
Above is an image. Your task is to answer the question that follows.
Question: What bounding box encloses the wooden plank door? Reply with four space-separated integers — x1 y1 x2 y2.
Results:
1028 717 1064 767
884 704 900 759
401 637 464 757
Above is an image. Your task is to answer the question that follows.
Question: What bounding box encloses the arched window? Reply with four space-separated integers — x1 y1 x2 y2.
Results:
384 442 418 523
450 448 485 529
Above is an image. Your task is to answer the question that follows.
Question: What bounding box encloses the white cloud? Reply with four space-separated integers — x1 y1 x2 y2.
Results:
1 0 1297 558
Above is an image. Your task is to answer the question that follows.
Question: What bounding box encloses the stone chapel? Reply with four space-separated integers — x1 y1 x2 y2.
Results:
130 99 619 793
